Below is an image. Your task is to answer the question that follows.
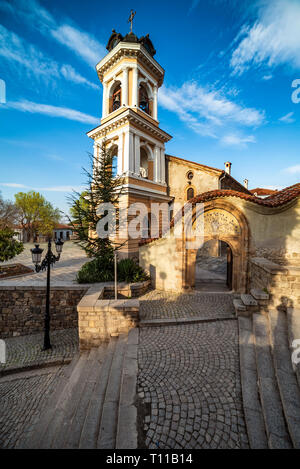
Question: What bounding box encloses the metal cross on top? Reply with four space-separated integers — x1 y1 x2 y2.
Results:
128 10 136 32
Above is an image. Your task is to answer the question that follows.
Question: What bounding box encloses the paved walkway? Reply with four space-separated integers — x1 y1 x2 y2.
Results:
0 329 78 374
139 291 235 321
0 242 88 286
138 320 249 449
0 291 248 449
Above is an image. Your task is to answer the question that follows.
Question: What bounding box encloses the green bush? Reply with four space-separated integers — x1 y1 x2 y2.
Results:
117 258 149 283
76 257 114 284
0 229 24 262
76 256 149 284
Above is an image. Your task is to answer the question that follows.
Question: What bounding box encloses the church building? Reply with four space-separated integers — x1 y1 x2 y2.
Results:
87 26 250 259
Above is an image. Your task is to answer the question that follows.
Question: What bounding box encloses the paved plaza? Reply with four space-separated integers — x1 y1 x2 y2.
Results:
0 242 88 286
0 291 248 449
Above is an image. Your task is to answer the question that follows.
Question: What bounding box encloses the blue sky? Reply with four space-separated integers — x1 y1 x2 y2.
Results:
0 0 300 216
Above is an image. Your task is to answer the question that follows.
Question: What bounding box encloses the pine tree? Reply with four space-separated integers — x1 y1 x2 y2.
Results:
68 140 125 264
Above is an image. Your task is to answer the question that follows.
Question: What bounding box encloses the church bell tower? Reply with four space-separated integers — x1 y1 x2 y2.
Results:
87 18 172 257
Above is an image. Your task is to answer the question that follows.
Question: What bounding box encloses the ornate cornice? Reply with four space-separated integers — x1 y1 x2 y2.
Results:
87 109 172 143
96 43 165 86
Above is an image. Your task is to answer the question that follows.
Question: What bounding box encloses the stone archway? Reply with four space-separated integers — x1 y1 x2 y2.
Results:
184 201 250 293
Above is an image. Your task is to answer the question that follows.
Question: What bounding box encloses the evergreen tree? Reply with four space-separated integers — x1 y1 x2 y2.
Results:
68 141 125 263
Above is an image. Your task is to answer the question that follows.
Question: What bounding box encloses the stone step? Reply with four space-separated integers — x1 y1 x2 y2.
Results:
36 352 90 448
20 353 81 449
116 328 139 449
238 317 268 448
250 289 269 305
241 294 259 312
233 298 247 317
51 350 98 448
253 313 292 449
97 334 128 449
269 310 300 449
287 308 300 389
79 339 118 449
64 345 108 449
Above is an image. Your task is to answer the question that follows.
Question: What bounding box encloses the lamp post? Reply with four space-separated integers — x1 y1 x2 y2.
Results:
31 238 64 351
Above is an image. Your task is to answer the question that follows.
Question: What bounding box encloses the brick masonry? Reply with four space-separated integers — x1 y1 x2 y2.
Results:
0 286 87 339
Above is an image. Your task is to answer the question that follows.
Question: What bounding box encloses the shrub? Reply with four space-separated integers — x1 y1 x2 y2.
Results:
76 257 114 284
76 256 149 284
117 258 149 283
0 228 24 262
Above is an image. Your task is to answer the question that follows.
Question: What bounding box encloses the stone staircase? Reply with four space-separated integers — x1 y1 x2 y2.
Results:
233 288 269 316
21 330 138 449
239 304 300 449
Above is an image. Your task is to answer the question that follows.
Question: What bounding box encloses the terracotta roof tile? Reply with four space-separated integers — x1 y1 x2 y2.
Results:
139 183 300 246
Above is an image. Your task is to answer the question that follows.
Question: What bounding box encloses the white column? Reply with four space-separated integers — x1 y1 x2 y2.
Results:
102 82 108 118
134 134 140 176
132 67 138 107
122 68 129 107
154 146 161 183
117 134 123 175
160 147 166 183
128 132 134 174
153 85 158 120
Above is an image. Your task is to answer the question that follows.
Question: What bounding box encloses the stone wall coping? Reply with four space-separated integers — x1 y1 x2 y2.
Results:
77 283 142 313
0 285 90 291
251 257 300 276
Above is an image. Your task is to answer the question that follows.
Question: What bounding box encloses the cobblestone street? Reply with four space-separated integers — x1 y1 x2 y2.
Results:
138 319 249 449
0 329 78 374
0 366 66 449
140 290 235 321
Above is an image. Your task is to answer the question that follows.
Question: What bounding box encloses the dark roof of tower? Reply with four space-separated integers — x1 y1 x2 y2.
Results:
106 30 156 56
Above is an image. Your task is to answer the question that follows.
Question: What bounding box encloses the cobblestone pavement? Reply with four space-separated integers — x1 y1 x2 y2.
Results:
0 242 88 286
0 329 78 373
196 256 227 282
139 291 235 321
138 320 249 449
0 366 65 448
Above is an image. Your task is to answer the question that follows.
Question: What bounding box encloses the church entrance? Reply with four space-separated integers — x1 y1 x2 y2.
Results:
195 240 233 291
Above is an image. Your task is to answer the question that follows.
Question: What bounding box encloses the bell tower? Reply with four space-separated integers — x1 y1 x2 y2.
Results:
87 23 172 257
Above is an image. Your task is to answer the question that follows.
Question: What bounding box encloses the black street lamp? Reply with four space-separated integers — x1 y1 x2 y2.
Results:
31 239 64 351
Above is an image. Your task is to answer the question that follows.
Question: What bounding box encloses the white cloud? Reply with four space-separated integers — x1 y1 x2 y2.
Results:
262 74 273 81
0 25 98 90
159 81 264 144
6 100 99 125
52 25 106 68
60 64 98 90
231 0 300 75
284 165 300 174
279 112 295 123
220 134 256 147
0 183 28 188
0 182 84 193
1 0 106 67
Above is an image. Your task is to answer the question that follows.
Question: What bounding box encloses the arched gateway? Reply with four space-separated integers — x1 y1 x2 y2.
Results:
184 200 250 292
140 198 250 293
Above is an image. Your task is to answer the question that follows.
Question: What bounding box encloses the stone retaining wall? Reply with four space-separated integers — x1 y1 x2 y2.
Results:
0 286 87 339
250 257 300 310
77 282 150 349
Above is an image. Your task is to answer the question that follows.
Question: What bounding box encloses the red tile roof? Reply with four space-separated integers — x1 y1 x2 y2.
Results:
250 188 278 196
139 183 300 246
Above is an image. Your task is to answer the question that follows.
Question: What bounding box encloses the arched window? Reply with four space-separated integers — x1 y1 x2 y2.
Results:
111 84 121 112
139 84 149 114
140 147 149 179
187 187 194 201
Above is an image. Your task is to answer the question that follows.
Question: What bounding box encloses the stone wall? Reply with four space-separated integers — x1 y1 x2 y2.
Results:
250 257 300 310
0 286 87 339
77 285 140 349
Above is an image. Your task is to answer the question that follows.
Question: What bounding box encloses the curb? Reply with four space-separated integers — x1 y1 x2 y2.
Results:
139 315 236 327
0 357 73 378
